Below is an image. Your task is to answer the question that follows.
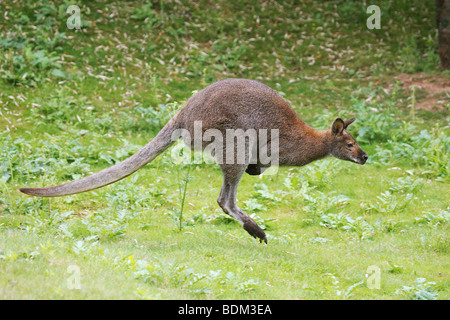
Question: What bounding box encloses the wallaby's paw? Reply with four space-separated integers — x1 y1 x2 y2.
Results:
243 220 267 244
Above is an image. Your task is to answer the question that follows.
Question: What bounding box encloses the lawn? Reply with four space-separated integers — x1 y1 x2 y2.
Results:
0 0 448 300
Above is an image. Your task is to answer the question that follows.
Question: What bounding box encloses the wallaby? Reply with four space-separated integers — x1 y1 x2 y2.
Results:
20 78 368 243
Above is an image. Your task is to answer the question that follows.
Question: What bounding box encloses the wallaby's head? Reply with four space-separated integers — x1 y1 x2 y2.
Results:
330 118 368 165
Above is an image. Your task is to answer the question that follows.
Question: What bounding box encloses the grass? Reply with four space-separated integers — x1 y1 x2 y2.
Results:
0 0 449 300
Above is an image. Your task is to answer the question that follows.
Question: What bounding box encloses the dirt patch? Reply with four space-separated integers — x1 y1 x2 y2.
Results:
396 73 449 111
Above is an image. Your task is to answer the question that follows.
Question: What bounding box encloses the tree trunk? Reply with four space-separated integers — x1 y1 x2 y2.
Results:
437 0 450 70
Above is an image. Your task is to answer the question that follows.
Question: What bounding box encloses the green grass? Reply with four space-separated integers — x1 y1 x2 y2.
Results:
0 0 449 299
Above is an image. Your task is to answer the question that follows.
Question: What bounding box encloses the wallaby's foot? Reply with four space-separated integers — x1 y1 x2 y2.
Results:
243 220 267 244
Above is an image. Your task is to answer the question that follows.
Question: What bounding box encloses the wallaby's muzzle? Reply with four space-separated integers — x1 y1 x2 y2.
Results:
360 153 369 165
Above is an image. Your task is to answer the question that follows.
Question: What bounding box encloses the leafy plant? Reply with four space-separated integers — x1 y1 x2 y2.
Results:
131 1 162 28
303 191 351 219
388 176 423 194
387 261 406 274
285 159 341 190
118 255 259 296
243 198 266 212
361 177 420 215
252 183 282 202
236 279 259 294
27 89 96 129
0 46 67 86
0 132 94 183
119 102 181 133
373 217 404 233
395 278 438 300
28 209 73 235
320 273 364 299
70 236 99 255
345 100 401 144
70 209 130 240
398 33 439 73
319 213 374 240
211 37 248 72
372 127 449 178
414 210 449 227
310 236 331 244
361 191 413 215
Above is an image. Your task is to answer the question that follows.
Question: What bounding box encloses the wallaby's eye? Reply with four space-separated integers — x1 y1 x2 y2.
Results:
347 143 353 148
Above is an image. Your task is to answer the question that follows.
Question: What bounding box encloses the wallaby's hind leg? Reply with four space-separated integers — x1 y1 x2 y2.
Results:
217 164 267 243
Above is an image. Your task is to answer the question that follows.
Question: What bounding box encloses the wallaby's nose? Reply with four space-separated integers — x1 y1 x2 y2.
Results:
362 154 368 163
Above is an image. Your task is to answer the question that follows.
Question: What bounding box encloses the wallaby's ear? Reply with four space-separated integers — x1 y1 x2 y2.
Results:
331 118 345 136
344 118 356 129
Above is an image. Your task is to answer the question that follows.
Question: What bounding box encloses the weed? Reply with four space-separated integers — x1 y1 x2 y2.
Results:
319 213 374 240
284 159 340 190
168 165 192 232
117 255 260 296
398 33 439 73
131 2 161 27
387 261 406 274
0 46 66 86
69 210 129 240
388 176 423 194
310 236 332 244
0 132 92 183
372 127 449 178
302 190 351 220
243 198 266 212
395 278 438 300
252 183 282 202
320 273 364 299
0 249 40 261
360 178 420 216
120 102 181 134
70 236 99 255
414 210 449 227
345 100 401 144
373 217 404 233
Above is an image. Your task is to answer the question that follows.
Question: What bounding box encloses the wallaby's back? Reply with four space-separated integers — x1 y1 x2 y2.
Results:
177 78 309 134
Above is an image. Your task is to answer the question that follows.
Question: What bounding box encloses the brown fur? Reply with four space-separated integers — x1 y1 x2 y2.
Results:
20 78 368 243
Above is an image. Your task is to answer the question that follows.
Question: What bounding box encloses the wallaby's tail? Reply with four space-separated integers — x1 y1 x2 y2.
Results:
19 118 178 197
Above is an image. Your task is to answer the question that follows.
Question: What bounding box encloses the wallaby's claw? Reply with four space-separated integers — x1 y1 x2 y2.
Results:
243 220 267 244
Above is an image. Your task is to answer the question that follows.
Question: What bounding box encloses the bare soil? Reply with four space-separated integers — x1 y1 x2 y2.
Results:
396 74 449 112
